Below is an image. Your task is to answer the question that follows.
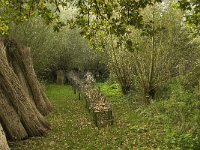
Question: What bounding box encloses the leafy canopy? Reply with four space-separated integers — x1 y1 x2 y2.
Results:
72 0 199 39
0 0 199 35
0 0 68 35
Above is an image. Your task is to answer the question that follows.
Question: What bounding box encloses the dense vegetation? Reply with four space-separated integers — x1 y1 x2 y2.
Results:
0 0 200 149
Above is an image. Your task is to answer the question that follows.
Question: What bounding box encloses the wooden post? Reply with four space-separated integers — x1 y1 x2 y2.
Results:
93 111 98 127
85 99 89 110
56 70 65 85
108 109 114 125
73 87 76 94
78 93 81 100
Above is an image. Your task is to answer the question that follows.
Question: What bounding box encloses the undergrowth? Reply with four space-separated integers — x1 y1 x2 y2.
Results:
10 83 200 150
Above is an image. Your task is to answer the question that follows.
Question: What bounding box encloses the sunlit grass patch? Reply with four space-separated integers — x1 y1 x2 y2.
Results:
96 82 121 97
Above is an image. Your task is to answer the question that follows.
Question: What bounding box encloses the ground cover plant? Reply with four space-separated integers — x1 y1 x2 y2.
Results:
9 83 200 149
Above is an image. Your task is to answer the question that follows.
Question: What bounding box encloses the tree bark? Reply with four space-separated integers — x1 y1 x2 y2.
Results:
0 88 28 140
3 37 52 115
0 37 51 141
121 83 131 95
0 123 10 150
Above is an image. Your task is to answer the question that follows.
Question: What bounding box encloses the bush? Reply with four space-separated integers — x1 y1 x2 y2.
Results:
139 78 200 149
165 130 200 150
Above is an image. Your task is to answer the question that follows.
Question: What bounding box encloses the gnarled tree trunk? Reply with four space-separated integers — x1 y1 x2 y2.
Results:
3 37 52 115
0 36 52 144
0 88 28 140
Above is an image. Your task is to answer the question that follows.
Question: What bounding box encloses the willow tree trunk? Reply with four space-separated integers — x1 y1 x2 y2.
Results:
3 37 52 115
0 37 52 141
0 88 28 140
0 123 10 150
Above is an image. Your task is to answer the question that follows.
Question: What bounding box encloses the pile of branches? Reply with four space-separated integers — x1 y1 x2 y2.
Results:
67 71 114 127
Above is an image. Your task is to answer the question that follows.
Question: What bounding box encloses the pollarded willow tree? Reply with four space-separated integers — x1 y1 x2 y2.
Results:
9 17 92 80
0 37 52 139
71 0 164 95
0 0 69 148
127 2 198 102
73 0 199 102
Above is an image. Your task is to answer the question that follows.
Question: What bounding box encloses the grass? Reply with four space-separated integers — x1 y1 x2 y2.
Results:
96 82 121 97
9 84 199 150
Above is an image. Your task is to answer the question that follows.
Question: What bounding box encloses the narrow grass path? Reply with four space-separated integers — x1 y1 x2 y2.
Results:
10 84 166 150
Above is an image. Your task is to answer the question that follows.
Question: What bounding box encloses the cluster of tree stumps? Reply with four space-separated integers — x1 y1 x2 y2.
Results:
67 71 114 127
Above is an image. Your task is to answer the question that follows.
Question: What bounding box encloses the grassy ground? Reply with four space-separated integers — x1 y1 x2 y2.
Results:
9 84 199 150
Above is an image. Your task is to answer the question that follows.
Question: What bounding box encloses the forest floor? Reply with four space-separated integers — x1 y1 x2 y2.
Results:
9 84 199 150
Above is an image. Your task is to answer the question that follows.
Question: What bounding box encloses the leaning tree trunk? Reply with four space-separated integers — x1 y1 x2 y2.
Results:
3 37 52 115
0 36 52 142
0 123 10 150
0 88 28 140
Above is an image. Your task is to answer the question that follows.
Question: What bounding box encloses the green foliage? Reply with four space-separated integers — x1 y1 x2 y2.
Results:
0 19 9 35
73 0 199 99
3 0 199 148
10 84 200 149
9 16 103 81
97 82 121 97
10 84 164 149
146 79 200 149
73 0 165 51
121 2 198 99
177 0 200 35
0 0 67 35
165 130 200 150
178 0 200 25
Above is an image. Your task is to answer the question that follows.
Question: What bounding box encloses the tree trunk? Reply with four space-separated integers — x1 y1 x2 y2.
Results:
0 123 10 150
121 84 131 95
56 70 65 85
0 37 52 141
3 37 52 115
0 88 28 140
